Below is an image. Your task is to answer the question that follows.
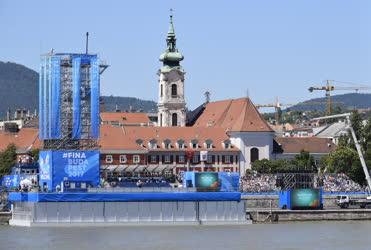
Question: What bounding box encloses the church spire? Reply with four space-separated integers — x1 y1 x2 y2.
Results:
159 11 184 68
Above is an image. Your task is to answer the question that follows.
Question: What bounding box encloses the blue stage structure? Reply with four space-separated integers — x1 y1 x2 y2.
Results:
39 53 100 150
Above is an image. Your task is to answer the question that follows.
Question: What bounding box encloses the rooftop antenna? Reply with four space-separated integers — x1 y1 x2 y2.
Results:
204 91 211 103
246 89 250 98
85 32 89 54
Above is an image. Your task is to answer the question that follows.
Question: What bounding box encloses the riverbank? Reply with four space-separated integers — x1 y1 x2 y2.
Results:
248 208 371 223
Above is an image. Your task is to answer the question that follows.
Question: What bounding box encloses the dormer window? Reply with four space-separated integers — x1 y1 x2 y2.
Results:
136 139 143 147
190 139 198 149
177 139 185 149
148 139 157 149
205 139 213 149
223 140 231 149
163 139 171 149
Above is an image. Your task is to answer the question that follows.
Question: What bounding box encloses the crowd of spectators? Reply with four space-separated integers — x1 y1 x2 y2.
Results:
240 173 366 193
319 173 365 192
239 174 278 193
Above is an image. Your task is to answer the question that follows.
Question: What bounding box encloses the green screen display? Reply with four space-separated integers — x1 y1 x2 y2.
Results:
194 172 220 192
290 189 321 209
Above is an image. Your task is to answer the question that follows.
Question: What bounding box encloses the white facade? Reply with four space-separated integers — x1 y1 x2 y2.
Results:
229 131 274 175
157 69 186 127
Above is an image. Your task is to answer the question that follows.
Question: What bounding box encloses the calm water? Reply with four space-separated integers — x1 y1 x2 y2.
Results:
1 222 371 250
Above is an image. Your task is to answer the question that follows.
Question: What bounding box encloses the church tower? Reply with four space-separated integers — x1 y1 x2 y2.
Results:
157 14 186 127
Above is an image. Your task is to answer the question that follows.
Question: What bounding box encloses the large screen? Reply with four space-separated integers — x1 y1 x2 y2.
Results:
290 189 321 209
194 172 220 192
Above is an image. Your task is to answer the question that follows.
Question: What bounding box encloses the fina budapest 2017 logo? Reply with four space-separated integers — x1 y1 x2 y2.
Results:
63 152 89 178
39 154 51 180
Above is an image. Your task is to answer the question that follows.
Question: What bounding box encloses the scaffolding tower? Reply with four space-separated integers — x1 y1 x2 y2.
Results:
39 53 107 150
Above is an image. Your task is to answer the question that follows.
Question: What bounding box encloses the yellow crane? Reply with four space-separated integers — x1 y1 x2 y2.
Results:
256 97 293 125
308 80 371 115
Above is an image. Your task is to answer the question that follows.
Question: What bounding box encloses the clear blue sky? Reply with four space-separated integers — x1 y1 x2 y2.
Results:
1 0 370 110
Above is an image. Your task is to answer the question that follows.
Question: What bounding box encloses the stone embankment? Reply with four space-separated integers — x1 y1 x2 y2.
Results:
243 194 371 223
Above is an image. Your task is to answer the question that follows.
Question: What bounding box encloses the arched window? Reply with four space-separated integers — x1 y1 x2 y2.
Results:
250 148 259 163
160 113 163 127
160 85 163 97
172 113 178 126
171 84 177 97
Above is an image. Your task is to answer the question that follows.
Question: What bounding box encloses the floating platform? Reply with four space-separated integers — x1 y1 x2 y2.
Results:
8 192 249 226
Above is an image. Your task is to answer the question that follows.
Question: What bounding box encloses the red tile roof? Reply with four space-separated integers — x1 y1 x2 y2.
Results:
275 137 336 154
0 126 238 153
0 128 40 152
100 125 238 152
100 112 150 125
193 97 273 132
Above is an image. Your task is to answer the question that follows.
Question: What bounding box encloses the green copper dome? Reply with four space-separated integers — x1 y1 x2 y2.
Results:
159 14 184 67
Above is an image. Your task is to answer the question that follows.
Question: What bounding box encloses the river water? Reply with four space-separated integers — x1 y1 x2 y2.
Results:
1 221 371 250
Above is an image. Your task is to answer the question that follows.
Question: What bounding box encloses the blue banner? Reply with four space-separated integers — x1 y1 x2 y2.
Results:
72 57 81 139
39 150 100 191
90 56 100 138
2 175 20 188
39 151 53 190
51 56 61 138
39 59 44 139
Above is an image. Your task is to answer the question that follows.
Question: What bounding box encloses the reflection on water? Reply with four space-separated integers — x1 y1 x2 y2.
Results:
1 221 371 250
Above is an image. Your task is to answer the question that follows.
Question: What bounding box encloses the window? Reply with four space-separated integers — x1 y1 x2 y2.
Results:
190 139 198 149
225 155 231 164
250 148 259 163
207 155 213 163
119 155 127 163
177 140 185 149
163 139 171 149
164 155 171 163
172 113 178 126
133 155 140 164
171 84 177 97
105 155 113 163
205 139 213 149
150 155 157 163
192 154 199 163
149 139 157 149
160 114 163 127
160 84 163 97
179 155 185 163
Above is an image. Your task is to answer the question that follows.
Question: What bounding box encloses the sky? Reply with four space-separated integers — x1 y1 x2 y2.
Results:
1 0 370 110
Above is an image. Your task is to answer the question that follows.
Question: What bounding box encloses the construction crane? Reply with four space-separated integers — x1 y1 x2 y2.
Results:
256 97 293 125
308 80 371 115
312 113 371 194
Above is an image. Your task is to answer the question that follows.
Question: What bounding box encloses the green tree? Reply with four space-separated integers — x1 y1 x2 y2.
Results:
0 144 17 177
29 148 40 162
325 146 358 174
251 159 273 173
291 150 316 171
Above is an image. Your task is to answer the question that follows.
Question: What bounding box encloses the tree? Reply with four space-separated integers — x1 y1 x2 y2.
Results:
325 146 358 174
0 144 17 177
292 150 316 171
29 148 40 162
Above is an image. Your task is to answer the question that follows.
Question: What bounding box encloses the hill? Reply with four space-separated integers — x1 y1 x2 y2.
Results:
0 61 39 119
287 93 371 112
0 61 157 119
